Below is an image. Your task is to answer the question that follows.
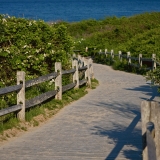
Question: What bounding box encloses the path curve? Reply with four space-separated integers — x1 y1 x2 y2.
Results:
0 63 159 160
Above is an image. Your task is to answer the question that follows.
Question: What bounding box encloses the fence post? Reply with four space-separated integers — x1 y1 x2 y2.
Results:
111 49 114 60
17 71 25 121
141 100 151 160
72 59 79 88
85 47 88 52
139 54 142 67
55 62 62 100
72 53 76 59
146 122 157 160
89 58 94 79
127 52 131 65
119 51 122 62
105 49 108 58
84 58 91 88
99 49 102 54
152 54 156 70
150 101 160 159
78 55 83 68
141 101 160 160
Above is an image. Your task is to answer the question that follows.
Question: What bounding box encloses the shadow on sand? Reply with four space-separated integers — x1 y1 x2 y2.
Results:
90 83 158 160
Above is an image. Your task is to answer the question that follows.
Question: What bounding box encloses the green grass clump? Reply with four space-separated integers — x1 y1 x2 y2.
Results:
0 115 19 134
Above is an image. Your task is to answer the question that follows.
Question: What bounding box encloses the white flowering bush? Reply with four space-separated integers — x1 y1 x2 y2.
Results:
0 15 74 87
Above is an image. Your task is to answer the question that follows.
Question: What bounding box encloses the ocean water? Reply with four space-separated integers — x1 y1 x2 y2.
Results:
0 0 160 22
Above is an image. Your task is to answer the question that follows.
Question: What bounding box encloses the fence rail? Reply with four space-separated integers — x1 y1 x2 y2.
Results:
0 84 23 95
97 49 156 70
0 104 22 117
25 90 58 109
25 72 58 88
0 56 94 121
62 69 76 75
79 79 88 86
62 83 76 93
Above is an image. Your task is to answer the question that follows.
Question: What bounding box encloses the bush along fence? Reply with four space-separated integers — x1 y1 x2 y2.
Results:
0 56 94 121
95 48 157 71
141 101 160 160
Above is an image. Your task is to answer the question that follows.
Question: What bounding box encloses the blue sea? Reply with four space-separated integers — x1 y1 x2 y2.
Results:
0 0 160 22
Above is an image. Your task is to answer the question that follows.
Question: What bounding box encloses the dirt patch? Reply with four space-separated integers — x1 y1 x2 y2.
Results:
0 107 61 145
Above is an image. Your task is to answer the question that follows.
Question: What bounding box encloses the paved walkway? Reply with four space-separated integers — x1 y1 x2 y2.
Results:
0 64 159 160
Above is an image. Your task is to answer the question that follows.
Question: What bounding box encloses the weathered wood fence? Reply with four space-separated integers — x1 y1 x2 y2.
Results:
97 49 157 70
0 56 94 121
141 101 160 160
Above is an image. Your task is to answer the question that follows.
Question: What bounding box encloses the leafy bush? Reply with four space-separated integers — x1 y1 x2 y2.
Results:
0 15 74 87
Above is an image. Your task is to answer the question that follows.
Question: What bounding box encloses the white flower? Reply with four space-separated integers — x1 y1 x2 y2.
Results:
2 18 7 23
6 14 10 18
49 79 55 85
6 50 10 53
36 49 39 53
27 55 32 58
23 45 28 48
29 22 32 26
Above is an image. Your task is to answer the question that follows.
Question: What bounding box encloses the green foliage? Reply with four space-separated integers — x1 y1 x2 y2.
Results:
0 15 74 87
117 27 160 57
112 59 129 71
66 12 160 57
26 106 45 122
145 66 160 86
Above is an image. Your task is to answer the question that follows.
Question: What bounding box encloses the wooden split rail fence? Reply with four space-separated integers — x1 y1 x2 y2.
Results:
97 49 157 70
0 56 94 121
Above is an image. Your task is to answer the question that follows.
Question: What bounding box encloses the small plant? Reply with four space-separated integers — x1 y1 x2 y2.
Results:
91 78 99 89
20 126 27 131
33 120 39 127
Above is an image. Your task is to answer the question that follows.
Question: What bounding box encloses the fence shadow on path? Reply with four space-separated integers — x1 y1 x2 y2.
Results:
90 101 142 160
89 82 159 159
124 83 159 101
